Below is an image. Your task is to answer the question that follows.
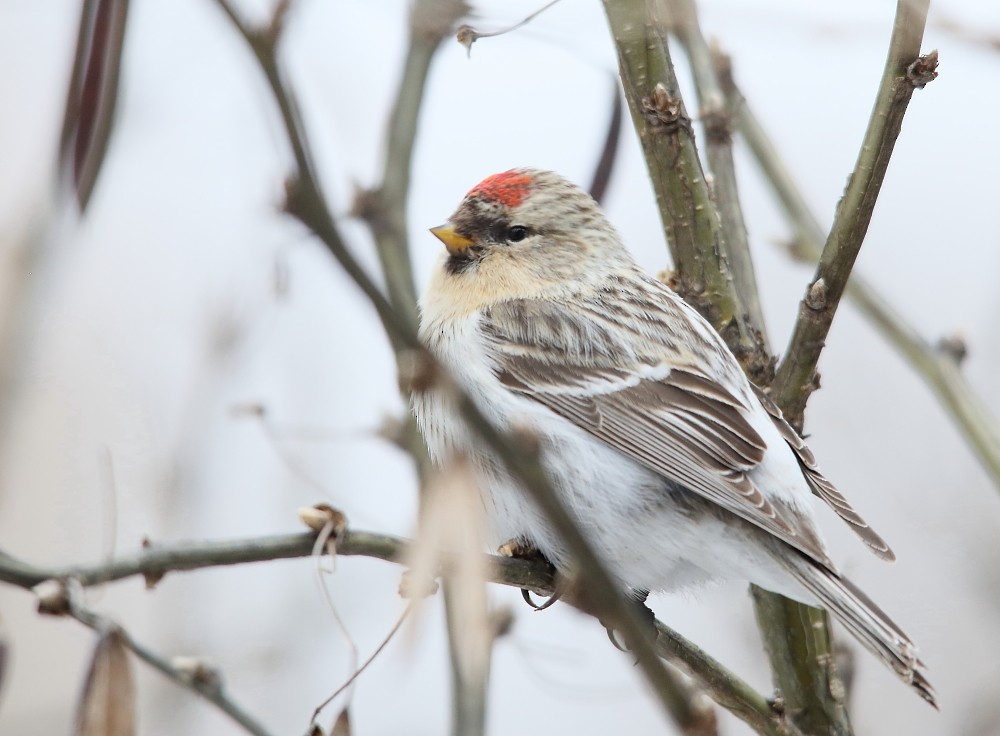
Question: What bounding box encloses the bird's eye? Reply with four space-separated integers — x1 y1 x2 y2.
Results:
507 225 529 243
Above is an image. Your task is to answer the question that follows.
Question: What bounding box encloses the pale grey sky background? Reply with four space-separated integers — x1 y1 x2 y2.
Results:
1 1 999 734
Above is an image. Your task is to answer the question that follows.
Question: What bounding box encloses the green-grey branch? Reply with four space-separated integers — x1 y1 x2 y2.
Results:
69 602 273 736
211 0 419 347
664 0 770 373
601 0 758 362
770 0 937 429
718 47 1000 493
1 527 795 735
353 0 469 332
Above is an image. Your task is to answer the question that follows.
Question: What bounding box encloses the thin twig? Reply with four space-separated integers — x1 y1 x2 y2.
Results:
718 49 1000 492
211 0 419 347
309 602 412 727
770 0 937 429
455 0 562 55
1 528 789 734
311 522 360 713
587 79 623 205
69 601 273 736
353 0 469 334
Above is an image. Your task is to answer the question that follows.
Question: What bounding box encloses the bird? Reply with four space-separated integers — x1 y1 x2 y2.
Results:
411 168 934 705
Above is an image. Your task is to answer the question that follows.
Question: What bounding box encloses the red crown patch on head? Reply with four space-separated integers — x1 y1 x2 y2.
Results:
467 171 533 208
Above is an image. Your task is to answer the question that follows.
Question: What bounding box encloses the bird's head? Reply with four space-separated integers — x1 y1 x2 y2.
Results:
429 170 628 296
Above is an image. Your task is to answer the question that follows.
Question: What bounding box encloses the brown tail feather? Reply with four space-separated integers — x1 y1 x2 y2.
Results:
779 552 936 707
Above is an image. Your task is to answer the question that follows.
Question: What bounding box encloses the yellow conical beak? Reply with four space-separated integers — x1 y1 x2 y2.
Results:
430 224 475 256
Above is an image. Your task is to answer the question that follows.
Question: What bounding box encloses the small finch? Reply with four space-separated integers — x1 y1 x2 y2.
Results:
413 168 933 705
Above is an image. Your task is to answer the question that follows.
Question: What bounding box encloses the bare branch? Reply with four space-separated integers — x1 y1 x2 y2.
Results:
608 2 848 731
751 588 850 735
718 48 1000 493
587 80 623 205
455 0 562 56
211 3 711 729
211 0 419 348
664 0 771 379
770 0 937 429
600 0 760 366
353 0 469 330
1 527 794 735
68 602 273 736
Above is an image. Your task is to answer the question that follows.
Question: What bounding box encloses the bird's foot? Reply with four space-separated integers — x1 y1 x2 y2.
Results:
604 590 656 654
497 538 561 611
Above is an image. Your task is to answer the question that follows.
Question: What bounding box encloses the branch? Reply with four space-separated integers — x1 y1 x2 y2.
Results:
750 588 850 735
610 2 849 731
587 79 623 205
449 393 717 735
664 0 771 370
717 48 1000 493
352 0 469 331
211 3 713 730
211 0 419 349
1 528 795 735
770 0 937 429
600 0 762 367
67 599 273 736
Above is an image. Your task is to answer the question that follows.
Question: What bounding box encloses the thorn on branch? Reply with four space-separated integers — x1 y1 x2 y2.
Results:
641 84 690 133
936 332 968 365
805 278 828 311
299 504 348 540
171 656 224 694
140 537 166 589
907 50 940 88
454 0 562 57
398 570 439 599
34 579 71 616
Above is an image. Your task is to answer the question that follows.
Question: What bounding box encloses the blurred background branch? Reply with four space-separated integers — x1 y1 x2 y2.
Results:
1 0 990 733
212 1 716 732
715 46 1000 493
601 0 763 367
0 524 796 735
769 0 935 429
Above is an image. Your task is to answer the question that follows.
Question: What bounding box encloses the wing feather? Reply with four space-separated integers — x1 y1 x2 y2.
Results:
482 293 835 568
750 385 895 561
